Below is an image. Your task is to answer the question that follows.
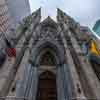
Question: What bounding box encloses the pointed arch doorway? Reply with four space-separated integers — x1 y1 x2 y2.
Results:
36 46 58 100
33 41 65 100
36 71 57 100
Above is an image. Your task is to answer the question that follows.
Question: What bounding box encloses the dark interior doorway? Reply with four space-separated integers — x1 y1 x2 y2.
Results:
36 71 57 100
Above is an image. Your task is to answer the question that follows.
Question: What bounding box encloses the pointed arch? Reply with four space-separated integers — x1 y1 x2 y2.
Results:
31 39 65 66
39 71 56 79
39 48 57 66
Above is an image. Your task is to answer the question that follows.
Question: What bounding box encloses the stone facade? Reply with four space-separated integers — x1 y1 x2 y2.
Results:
0 8 100 100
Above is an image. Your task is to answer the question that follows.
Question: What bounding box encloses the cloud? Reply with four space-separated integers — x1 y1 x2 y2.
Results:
29 0 100 27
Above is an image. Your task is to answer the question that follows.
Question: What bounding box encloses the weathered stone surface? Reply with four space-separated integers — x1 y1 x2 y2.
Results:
0 57 15 97
0 8 100 100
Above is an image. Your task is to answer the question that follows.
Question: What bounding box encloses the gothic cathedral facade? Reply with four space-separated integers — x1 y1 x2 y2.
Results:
0 8 100 100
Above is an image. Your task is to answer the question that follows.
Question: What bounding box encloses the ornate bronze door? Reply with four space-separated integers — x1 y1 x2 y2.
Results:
36 71 57 100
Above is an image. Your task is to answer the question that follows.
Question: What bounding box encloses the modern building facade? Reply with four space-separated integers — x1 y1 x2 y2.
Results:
7 0 31 25
0 0 13 34
0 0 17 65
0 8 100 100
93 19 100 36
0 0 31 51
0 0 31 34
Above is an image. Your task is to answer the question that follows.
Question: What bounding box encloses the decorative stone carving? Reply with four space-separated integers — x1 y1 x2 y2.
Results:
1 8 100 100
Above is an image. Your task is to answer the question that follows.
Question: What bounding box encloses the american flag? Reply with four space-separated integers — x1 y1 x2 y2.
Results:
4 35 16 57
6 48 16 57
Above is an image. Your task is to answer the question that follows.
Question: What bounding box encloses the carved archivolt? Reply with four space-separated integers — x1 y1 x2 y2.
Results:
32 18 63 47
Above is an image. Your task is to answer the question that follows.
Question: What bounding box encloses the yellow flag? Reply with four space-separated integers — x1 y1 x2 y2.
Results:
90 40 100 56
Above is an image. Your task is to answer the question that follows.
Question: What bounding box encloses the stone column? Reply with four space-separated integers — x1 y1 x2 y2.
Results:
16 64 32 97
59 64 78 100
24 65 34 98
58 26 86 99
57 66 66 100
63 64 74 100
16 64 38 100
28 67 38 100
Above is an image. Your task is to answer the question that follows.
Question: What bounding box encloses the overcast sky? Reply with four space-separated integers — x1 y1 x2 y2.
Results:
29 0 100 28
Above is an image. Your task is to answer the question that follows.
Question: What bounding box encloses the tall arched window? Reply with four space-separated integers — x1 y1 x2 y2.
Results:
40 50 56 66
